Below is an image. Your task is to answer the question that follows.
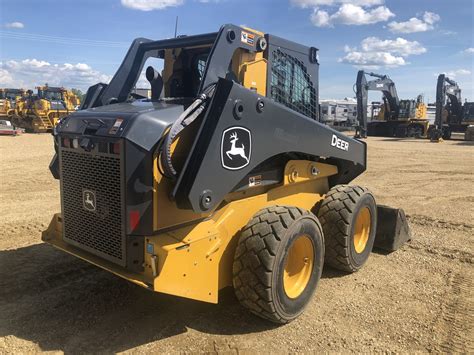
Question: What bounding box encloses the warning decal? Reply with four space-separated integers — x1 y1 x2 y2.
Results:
241 31 255 45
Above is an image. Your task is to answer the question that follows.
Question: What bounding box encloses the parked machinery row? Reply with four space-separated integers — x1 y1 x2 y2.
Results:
0 85 81 133
353 71 473 141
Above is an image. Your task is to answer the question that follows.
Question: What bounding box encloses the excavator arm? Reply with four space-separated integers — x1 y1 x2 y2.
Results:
434 74 463 132
355 70 399 138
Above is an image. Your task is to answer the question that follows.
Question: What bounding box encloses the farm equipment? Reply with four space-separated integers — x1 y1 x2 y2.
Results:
355 71 428 138
0 88 25 118
430 74 474 141
42 25 410 323
12 86 80 133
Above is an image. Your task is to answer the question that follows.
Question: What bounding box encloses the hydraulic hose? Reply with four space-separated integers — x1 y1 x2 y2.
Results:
160 83 216 179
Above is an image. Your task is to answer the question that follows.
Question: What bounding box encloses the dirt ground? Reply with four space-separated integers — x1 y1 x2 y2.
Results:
0 133 473 353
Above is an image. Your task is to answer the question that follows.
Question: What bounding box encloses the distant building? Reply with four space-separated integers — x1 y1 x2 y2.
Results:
320 98 357 126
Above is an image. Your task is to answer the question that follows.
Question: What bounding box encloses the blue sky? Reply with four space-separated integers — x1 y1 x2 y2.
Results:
1 0 473 102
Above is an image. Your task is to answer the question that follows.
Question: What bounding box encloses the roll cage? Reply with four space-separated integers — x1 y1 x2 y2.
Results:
81 24 320 122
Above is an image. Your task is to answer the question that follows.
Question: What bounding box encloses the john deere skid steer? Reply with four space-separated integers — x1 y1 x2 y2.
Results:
43 25 410 323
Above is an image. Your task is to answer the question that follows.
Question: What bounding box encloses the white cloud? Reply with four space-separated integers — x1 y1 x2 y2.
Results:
388 11 440 33
339 51 405 69
423 11 440 25
339 36 426 69
310 4 394 27
292 0 383 8
444 69 471 78
121 0 184 11
0 59 112 91
464 48 474 54
4 22 24 29
440 30 457 36
360 37 426 56
0 69 15 86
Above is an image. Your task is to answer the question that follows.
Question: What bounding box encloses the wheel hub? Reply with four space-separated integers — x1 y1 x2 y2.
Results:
283 234 314 299
354 207 371 253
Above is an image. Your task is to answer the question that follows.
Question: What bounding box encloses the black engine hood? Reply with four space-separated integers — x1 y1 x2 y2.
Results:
56 99 186 151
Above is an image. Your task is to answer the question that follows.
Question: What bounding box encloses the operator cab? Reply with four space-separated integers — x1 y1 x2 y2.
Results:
463 103 474 122
37 86 65 101
142 45 212 101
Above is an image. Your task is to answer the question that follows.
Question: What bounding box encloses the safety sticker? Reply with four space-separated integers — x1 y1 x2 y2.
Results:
109 117 123 135
241 31 255 45
249 175 262 187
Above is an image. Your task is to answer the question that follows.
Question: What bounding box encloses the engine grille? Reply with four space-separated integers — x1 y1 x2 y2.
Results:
60 148 125 266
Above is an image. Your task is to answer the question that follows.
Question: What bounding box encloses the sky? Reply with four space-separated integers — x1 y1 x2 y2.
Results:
0 0 473 103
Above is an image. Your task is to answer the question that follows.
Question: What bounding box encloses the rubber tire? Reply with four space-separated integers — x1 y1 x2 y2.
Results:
442 128 452 140
317 185 377 273
232 206 324 324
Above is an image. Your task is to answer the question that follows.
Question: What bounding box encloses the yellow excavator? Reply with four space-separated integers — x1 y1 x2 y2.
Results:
12 85 80 133
355 71 429 138
0 88 26 119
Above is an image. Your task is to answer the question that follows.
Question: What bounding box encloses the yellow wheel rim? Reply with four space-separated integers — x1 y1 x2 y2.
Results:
354 207 371 254
283 235 314 299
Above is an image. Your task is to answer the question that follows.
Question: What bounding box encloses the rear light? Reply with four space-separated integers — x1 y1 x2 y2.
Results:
72 138 79 149
129 210 140 232
62 138 70 148
110 141 121 154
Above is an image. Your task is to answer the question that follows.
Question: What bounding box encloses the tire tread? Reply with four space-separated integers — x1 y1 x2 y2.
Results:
317 184 373 272
233 206 307 323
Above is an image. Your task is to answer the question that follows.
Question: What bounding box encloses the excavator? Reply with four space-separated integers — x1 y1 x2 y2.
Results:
12 85 80 133
430 74 474 141
355 71 428 138
0 88 25 119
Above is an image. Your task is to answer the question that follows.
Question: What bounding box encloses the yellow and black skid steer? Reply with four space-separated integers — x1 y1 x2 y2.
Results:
43 24 410 323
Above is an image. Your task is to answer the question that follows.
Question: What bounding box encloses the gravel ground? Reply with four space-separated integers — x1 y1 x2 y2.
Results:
0 133 473 353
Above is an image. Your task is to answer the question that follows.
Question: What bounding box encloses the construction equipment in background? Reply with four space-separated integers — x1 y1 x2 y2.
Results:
430 74 474 141
0 88 25 118
355 71 428 138
12 85 80 133
43 25 410 324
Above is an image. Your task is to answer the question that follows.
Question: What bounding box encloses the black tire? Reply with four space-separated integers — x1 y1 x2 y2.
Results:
442 128 452 140
317 185 377 273
232 206 324 324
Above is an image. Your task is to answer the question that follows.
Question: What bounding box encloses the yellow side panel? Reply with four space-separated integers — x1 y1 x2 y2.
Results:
231 49 267 97
44 160 338 305
241 59 267 96
145 161 337 303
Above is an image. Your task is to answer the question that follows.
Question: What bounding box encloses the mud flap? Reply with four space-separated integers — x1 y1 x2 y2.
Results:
374 205 411 252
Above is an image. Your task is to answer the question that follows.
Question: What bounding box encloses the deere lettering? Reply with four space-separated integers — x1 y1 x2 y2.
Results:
331 134 349 151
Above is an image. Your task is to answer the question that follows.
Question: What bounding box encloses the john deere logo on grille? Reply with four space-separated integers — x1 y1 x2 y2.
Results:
221 127 251 170
83 189 97 212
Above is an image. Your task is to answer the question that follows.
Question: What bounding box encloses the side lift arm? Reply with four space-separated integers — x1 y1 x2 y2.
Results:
355 70 399 138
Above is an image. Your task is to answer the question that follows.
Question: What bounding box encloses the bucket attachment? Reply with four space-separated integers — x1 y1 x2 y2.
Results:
374 205 411 252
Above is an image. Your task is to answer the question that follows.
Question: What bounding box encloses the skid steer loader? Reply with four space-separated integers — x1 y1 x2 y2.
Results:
43 25 410 323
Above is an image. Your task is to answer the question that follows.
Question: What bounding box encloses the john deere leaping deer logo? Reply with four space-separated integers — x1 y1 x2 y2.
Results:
83 189 96 212
221 127 251 170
